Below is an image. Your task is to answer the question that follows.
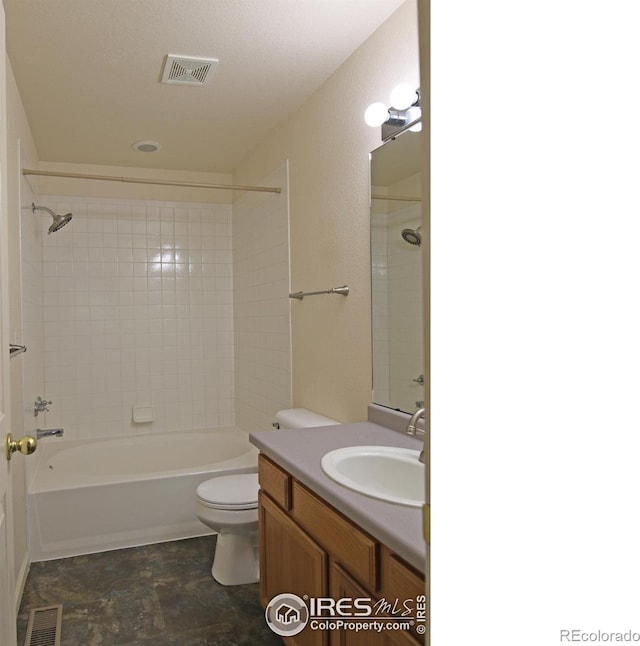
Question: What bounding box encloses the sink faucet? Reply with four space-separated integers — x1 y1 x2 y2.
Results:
406 408 426 464
406 407 425 435
36 428 64 439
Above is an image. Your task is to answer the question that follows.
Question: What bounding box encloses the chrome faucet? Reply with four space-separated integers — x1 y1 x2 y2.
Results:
36 428 64 439
406 408 426 464
406 407 425 435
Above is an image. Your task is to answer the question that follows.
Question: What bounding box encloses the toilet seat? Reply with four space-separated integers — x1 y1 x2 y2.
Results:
196 473 259 511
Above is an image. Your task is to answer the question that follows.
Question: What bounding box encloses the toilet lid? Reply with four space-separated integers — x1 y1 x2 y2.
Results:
196 473 259 510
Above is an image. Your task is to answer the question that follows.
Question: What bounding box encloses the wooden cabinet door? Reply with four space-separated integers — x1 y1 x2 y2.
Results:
330 564 422 646
329 563 383 646
379 548 425 644
259 491 328 646
382 629 423 646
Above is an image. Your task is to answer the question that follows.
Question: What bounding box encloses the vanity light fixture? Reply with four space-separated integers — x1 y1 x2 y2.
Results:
389 83 419 110
365 84 421 141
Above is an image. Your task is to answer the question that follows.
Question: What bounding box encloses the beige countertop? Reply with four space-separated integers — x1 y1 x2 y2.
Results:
249 421 427 573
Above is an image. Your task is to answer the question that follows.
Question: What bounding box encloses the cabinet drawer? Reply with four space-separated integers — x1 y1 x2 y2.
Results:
292 481 378 590
258 454 291 510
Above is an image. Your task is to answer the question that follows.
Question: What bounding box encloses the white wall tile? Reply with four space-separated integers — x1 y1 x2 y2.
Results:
232 163 292 433
39 195 235 438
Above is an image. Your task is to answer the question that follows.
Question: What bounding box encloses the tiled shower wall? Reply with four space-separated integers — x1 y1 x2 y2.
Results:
387 204 423 413
39 196 235 439
371 214 390 406
232 163 292 433
371 201 423 414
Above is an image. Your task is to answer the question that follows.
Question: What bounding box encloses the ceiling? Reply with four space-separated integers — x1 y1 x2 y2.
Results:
4 0 405 174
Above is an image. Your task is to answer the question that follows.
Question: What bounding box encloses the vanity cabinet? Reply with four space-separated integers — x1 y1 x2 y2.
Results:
258 454 425 646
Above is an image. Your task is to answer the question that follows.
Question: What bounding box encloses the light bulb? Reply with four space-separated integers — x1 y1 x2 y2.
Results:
389 83 417 110
409 122 422 133
364 102 389 128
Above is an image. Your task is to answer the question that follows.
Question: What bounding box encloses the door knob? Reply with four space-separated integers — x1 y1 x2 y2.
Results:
6 433 37 461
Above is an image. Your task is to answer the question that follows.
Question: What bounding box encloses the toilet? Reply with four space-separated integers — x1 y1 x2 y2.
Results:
195 408 339 585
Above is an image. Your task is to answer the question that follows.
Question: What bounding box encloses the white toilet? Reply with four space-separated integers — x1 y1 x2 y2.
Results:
195 408 339 585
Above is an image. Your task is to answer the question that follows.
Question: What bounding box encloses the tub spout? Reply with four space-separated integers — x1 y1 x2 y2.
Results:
36 428 64 439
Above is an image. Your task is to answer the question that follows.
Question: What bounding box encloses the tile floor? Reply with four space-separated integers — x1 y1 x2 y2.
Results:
17 536 282 646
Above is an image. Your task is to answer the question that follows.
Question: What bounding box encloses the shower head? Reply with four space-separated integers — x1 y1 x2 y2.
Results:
49 212 73 234
401 225 422 247
32 203 73 234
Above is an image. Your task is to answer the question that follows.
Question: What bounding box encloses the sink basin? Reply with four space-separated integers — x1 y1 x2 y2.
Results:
321 445 425 507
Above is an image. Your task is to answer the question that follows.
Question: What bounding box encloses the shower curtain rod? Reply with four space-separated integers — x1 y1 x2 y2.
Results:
22 169 281 194
371 194 421 202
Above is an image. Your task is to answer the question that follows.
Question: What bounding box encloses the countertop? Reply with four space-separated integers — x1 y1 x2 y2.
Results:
249 421 427 573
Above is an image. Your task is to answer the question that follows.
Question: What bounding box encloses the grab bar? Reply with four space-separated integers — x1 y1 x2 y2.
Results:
289 285 349 301
9 344 27 358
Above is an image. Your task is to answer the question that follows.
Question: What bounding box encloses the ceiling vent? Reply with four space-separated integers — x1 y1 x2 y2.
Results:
161 55 218 86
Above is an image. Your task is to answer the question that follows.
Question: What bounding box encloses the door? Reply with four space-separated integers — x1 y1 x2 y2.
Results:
0 1 17 644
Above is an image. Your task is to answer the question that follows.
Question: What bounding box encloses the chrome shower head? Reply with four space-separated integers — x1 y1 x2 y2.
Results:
32 203 73 234
49 212 73 234
401 225 422 247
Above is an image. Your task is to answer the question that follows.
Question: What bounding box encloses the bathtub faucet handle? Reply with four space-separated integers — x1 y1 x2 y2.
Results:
34 396 53 417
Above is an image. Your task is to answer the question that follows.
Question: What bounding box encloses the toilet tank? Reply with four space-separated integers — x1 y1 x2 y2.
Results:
274 408 339 430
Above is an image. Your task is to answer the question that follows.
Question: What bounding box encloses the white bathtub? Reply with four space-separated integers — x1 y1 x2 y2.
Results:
27 428 258 561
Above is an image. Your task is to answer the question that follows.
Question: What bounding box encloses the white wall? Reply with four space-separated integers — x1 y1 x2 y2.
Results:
233 162 292 432
39 195 235 438
234 0 420 422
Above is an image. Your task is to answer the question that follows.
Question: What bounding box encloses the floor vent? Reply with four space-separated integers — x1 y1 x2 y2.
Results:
24 605 62 646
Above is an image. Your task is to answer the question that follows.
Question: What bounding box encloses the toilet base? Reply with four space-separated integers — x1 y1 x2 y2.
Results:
211 530 259 586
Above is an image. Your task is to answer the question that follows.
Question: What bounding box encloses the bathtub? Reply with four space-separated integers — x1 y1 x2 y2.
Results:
27 428 258 561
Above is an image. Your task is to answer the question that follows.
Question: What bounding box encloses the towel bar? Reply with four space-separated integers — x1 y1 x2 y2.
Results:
9 344 27 358
289 285 349 301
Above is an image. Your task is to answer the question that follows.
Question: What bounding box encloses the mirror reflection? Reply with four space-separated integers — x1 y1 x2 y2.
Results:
370 129 423 413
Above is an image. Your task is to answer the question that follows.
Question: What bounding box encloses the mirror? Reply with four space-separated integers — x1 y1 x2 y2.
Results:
370 128 423 413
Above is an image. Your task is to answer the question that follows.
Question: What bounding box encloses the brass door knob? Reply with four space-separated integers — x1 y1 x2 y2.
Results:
6 433 37 461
